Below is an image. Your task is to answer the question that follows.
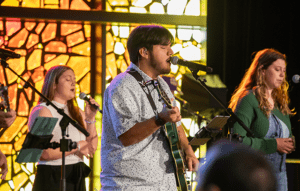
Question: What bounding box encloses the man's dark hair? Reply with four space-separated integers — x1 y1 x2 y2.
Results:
196 140 277 191
127 25 174 65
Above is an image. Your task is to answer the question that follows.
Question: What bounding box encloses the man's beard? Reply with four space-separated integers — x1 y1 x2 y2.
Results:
149 52 171 76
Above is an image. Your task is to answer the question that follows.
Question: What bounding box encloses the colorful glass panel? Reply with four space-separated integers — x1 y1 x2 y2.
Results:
61 23 82 36
44 41 67 52
24 22 36 31
70 0 91 10
44 55 70 70
26 33 39 49
0 19 3 31
66 31 85 47
41 23 57 43
27 49 42 70
35 23 45 34
8 28 29 48
6 19 21 37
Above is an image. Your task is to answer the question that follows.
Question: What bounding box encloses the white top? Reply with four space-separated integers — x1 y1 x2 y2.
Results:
29 101 85 166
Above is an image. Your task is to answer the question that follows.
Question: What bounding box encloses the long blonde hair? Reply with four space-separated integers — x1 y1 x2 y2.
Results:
229 48 294 117
39 65 85 128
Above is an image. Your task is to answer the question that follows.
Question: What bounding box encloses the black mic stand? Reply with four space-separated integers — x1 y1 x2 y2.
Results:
1 56 90 191
189 68 255 141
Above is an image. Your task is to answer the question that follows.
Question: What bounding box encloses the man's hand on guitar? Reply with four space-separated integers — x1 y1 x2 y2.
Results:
159 105 181 123
185 153 199 171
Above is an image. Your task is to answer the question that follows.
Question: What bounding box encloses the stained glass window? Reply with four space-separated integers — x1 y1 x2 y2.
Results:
0 0 93 10
106 0 207 16
0 18 92 190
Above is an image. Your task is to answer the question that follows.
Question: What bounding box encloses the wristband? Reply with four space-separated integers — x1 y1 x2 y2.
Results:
155 114 166 126
85 119 96 124
77 142 80 151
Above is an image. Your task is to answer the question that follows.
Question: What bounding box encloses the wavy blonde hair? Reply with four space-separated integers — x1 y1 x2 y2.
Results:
39 65 85 128
229 48 294 117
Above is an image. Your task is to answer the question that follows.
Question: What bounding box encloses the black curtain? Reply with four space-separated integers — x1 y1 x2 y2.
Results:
207 0 299 90
207 1 300 190
207 0 300 155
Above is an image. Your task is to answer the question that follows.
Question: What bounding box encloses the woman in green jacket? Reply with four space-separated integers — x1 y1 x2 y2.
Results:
229 48 295 191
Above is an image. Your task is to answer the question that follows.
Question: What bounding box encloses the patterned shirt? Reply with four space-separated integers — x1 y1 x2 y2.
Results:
100 63 178 191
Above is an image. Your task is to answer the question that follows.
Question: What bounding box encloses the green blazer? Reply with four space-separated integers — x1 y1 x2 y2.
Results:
233 91 292 154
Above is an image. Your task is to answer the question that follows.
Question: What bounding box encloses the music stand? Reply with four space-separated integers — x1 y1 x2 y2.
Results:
16 117 59 163
190 115 229 146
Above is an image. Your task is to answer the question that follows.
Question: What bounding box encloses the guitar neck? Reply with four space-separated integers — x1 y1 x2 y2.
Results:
164 99 172 109
155 84 173 109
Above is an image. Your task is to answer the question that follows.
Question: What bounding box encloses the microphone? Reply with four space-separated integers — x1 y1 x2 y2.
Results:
292 74 300 84
0 48 21 58
170 56 213 73
79 92 102 113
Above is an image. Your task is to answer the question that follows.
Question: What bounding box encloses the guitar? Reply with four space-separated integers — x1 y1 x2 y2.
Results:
0 83 10 112
155 83 188 191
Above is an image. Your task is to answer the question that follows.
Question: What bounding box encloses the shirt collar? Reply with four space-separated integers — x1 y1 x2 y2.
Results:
52 100 67 109
127 62 163 83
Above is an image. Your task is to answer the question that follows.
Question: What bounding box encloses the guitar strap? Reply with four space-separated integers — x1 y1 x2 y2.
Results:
126 69 183 188
126 69 159 116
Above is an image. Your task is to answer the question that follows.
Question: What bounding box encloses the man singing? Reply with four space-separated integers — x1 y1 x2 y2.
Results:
101 25 199 190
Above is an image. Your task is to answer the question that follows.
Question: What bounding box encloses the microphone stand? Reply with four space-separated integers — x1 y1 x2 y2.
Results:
1 57 89 191
189 68 254 141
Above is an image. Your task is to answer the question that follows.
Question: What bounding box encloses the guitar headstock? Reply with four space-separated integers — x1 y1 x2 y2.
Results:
154 81 173 109
0 82 10 112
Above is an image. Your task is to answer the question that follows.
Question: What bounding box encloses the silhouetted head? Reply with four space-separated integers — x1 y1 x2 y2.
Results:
196 140 277 191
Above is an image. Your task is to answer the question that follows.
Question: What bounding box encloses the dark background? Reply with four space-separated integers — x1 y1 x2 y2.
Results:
206 0 300 190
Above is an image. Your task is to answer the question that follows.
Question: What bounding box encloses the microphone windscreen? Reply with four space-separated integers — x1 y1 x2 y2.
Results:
79 92 87 99
170 56 179 65
292 75 300 83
